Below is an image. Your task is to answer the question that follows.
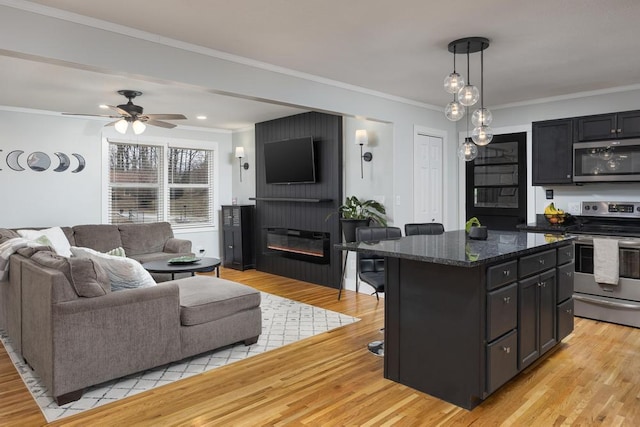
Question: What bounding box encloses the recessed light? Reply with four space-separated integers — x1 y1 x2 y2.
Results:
196 115 207 120
99 104 109 109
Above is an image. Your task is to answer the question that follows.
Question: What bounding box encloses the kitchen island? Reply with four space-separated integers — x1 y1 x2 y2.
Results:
339 229 574 409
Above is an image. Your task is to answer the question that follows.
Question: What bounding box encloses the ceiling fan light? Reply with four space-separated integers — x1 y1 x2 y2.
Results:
132 120 146 135
472 108 493 126
457 140 478 161
445 100 465 121
458 85 479 106
114 119 128 134
472 124 493 146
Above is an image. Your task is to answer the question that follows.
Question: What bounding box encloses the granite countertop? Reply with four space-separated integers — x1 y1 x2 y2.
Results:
336 230 574 267
516 214 574 234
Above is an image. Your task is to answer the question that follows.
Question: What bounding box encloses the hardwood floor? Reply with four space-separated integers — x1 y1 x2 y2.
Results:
1 268 639 426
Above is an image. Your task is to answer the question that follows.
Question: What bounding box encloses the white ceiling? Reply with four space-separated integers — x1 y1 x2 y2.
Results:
4 0 640 130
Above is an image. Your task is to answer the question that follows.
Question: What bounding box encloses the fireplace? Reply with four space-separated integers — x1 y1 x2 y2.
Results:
265 228 330 264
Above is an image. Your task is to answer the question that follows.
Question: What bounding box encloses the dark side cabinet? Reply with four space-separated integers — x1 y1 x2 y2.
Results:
532 119 573 185
575 110 640 141
222 205 255 271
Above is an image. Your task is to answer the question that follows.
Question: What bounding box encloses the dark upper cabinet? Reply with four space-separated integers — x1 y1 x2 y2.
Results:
575 110 640 142
532 119 573 185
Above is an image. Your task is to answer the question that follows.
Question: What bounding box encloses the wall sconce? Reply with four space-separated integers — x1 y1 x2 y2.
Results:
235 146 249 182
355 129 372 179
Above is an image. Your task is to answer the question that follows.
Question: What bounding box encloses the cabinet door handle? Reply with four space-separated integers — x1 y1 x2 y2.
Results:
617 129 622 133
503 296 511 304
503 270 510 277
502 346 511 354
539 259 545 265
565 272 573 277
538 281 546 288
611 129 616 133
566 309 573 314
228 245 233 248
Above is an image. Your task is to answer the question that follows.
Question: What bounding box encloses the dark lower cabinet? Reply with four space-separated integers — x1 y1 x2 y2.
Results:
221 205 255 271
557 298 574 341
487 330 518 394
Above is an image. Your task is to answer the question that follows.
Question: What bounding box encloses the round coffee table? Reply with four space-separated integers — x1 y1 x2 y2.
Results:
142 257 221 280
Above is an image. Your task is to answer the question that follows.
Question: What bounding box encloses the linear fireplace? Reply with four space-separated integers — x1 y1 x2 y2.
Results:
265 228 330 264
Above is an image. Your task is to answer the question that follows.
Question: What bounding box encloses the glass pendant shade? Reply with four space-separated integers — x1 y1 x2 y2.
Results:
444 72 465 94
114 119 128 134
458 85 479 106
472 107 493 126
132 120 146 135
457 140 478 161
445 100 465 121
472 124 494 146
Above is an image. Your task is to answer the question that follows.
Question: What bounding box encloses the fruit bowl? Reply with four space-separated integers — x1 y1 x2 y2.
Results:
544 213 567 225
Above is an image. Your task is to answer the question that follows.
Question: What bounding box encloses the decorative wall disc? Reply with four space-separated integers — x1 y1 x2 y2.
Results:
27 152 51 172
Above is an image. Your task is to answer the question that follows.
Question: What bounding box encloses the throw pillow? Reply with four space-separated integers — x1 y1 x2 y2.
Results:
105 246 126 257
70 246 156 291
30 251 110 297
0 228 19 245
17 227 72 257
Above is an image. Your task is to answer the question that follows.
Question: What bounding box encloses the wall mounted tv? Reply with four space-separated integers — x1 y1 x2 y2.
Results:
264 137 317 184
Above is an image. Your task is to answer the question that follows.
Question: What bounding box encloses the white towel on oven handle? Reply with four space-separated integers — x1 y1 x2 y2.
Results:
593 237 619 285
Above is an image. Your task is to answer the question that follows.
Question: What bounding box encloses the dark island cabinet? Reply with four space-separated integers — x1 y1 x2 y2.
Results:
221 205 255 271
575 110 640 142
556 244 575 341
532 119 573 185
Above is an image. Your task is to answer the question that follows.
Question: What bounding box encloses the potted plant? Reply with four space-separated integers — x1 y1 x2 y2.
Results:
329 196 387 242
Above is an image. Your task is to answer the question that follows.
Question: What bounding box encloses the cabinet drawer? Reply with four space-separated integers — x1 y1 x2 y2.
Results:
486 329 518 394
557 244 574 265
557 298 574 341
487 260 518 290
519 249 556 278
487 283 518 342
557 262 574 303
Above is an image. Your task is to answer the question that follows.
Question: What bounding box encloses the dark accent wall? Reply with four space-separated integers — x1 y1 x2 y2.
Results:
254 112 343 288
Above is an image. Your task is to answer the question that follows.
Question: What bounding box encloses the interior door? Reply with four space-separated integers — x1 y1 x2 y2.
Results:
465 132 527 230
413 133 443 224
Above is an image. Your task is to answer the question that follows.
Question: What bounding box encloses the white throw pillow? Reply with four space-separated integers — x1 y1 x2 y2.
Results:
18 227 72 257
70 246 156 291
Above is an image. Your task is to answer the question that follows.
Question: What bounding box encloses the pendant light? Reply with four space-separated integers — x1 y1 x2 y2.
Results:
457 45 479 107
444 46 465 121
471 46 493 146
457 106 478 162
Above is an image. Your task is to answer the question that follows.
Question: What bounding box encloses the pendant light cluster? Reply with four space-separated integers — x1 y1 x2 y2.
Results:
444 37 493 161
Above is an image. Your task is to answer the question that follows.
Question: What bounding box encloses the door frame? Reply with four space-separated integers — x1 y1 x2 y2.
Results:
457 124 534 229
413 125 449 229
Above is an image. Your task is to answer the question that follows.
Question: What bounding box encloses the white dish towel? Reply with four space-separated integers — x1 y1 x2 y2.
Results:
593 238 619 285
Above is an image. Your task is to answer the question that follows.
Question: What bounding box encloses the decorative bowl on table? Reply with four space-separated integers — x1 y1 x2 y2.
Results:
167 256 200 265
544 213 567 225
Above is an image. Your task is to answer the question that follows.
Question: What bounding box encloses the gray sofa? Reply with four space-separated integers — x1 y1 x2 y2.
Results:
0 222 262 405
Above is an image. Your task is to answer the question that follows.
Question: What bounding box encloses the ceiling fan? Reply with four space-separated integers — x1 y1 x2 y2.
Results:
63 90 187 134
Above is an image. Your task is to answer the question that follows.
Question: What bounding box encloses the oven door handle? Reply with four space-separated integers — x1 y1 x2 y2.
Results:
574 294 640 310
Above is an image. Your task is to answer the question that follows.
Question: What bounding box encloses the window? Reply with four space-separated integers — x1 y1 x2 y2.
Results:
107 140 215 228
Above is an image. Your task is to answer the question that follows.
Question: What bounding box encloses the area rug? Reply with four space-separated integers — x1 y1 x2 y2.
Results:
0 291 359 422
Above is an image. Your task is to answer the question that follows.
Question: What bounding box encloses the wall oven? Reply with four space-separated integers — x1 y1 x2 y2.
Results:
573 139 640 182
568 201 640 328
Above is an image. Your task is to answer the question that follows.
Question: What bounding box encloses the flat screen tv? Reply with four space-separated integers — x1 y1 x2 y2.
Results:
264 137 316 184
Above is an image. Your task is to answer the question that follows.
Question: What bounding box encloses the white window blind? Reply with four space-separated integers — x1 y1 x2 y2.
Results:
108 142 164 224
168 147 214 228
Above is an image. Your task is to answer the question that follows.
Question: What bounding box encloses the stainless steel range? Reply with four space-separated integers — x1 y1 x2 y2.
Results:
567 201 640 328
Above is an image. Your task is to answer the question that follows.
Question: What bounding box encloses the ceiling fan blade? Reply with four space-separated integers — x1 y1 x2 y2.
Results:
144 113 187 120
104 120 119 127
146 119 177 129
105 105 132 116
62 113 121 118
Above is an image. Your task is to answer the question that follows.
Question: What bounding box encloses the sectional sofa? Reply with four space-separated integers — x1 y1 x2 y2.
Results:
0 222 262 405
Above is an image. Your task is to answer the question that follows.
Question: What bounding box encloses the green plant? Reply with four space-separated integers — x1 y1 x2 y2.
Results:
328 196 387 226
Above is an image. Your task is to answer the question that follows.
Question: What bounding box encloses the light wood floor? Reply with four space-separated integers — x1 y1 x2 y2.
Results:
1 268 639 426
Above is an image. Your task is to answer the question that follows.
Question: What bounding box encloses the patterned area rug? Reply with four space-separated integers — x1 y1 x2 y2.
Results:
0 291 359 422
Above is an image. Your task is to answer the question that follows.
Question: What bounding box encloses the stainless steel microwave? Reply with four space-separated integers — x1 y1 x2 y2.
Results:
573 139 640 182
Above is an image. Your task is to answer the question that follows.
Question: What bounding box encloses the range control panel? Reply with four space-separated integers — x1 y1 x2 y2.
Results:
581 201 640 218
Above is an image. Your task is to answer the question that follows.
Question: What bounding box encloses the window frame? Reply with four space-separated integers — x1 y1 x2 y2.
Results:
102 136 219 232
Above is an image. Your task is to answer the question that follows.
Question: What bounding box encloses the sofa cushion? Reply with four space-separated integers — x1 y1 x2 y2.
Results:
17 227 72 257
175 276 261 326
118 222 173 257
71 246 156 291
16 245 53 258
72 225 122 253
30 251 110 297
0 228 19 244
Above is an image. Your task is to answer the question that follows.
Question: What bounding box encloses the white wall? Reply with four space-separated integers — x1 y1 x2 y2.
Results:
0 108 234 258
231 128 257 206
